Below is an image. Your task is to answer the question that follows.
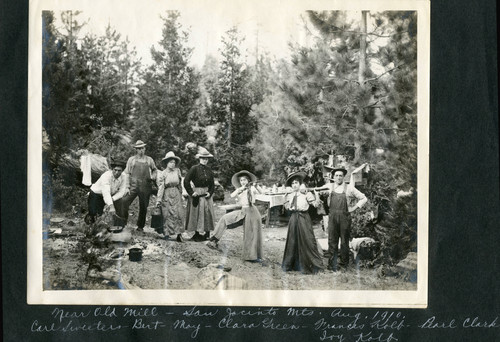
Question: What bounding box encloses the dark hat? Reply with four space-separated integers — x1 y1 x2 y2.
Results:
231 170 257 189
133 140 147 148
285 171 307 187
110 159 126 169
196 147 214 158
161 151 181 165
323 165 347 176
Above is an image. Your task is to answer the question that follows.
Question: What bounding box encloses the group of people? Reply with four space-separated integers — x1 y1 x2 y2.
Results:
280 166 367 274
86 140 217 242
87 139 367 272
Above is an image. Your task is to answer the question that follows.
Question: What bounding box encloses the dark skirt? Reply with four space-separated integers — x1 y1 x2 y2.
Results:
282 212 324 274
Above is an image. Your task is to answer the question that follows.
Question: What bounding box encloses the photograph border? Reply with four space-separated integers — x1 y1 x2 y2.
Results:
27 0 430 307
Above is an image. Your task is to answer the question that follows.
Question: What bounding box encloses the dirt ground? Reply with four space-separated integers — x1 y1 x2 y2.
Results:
43 195 416 291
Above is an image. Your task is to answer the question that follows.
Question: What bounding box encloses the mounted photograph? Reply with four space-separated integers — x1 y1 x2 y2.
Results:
28 0 429 307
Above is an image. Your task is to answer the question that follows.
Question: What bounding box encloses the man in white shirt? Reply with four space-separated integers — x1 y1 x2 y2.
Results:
322 166 367 271
86 160 128 224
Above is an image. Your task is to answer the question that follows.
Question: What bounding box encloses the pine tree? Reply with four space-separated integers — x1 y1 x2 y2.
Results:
133 11 202 164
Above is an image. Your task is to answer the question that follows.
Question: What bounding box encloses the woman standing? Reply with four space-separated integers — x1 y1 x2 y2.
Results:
156 151 185 242
183 147 215 241
206 170 263 262
282 171 324 274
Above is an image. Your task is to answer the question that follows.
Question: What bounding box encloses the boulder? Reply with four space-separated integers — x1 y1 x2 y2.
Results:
192 264 247 290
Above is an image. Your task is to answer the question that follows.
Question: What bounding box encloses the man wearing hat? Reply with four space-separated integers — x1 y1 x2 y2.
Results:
322 165 367 271
183 147 216 241
86 159 128 224
122 140 158 231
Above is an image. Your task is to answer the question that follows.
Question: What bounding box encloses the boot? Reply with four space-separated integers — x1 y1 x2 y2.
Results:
191 232 202 241
176 234 184 243
203 232 210 241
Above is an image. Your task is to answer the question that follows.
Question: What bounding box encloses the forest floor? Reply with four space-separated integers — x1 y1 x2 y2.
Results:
43 193 417 292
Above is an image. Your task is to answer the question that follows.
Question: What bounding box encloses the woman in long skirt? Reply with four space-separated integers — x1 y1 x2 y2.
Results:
207 170 263 261
156 151 185 242
183 148 216 241
282 171 324 274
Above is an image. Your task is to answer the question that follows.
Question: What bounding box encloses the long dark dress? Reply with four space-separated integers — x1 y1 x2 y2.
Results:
282 192 324 274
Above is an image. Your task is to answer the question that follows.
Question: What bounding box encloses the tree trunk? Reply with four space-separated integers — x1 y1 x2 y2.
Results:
358 11 368 84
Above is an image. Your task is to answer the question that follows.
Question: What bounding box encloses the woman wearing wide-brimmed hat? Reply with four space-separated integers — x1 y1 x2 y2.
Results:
183 147 216 241
122 140 158 231
206 170 264 262
281 171 324 274
155 151 185 242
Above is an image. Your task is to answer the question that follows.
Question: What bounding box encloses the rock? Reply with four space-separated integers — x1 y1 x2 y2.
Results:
192 264 247 290
108 227 133 243
394 252 417 282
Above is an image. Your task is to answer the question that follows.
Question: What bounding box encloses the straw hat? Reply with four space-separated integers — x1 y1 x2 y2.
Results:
161 151 181 165
231 170 257 189
196 147 214 158
285 171 307 187
133 140 147 148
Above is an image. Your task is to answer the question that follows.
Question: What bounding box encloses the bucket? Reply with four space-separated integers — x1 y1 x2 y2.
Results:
150 207 163 231
113 214 127 227
129 248 143 262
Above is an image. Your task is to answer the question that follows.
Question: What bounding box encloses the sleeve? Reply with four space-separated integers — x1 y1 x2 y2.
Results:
183 166 195 196
112 173 129 202
101 172 114 206
124 157 134 186
156 170 165 202
149 157 158 180
318 183 333 195
305 191 316 203
208 169 215 195
177 169 183 192
283 193 292 210
230 188 240 198
349 186 367 209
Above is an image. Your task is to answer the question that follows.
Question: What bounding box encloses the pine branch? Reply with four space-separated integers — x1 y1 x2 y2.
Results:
363 64 404 84
364 96 389 108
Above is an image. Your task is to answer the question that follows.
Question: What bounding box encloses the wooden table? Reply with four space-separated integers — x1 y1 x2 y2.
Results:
255 193 287 228
219 193 287 228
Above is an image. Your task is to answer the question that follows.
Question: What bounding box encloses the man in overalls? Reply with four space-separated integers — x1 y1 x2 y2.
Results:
122 140 158 231
323 166 367 271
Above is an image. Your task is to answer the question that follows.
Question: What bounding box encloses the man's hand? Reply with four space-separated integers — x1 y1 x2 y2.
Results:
192 192 199 197
348 205 357 213
206 193 212 199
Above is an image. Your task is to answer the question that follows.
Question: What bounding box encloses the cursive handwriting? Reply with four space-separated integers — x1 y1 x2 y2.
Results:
418 316 457 329
32 320 125 333
51 308 91 323
463 316 499 328
183 306 219 317
122 307 158 317
353 332 399 342
172 319 201 338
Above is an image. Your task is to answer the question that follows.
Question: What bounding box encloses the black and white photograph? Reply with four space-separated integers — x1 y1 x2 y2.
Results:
28 0 429 306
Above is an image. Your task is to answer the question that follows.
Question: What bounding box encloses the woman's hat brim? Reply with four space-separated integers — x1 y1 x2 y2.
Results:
286 171 307 186
162 156 181 164
231 170 257 188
